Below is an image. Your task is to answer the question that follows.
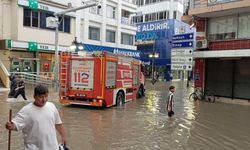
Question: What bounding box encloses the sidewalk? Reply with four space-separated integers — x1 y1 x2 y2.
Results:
0 84 59 102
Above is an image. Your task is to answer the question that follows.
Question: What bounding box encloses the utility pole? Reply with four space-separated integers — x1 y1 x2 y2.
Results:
52 1 101 91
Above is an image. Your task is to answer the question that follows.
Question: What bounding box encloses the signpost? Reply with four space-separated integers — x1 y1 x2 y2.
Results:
171 33 194 71
171 33 194 86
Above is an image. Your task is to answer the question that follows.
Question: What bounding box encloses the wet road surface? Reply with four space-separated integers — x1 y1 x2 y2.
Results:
0 81 250 150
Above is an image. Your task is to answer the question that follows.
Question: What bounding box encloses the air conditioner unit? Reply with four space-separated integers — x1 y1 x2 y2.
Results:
196 39 208 49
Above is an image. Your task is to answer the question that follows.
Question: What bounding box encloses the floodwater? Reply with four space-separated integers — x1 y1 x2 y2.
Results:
0 81 250 150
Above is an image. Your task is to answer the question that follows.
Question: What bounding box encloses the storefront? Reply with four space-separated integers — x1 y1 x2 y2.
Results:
194 50 250 100
0 39 70 76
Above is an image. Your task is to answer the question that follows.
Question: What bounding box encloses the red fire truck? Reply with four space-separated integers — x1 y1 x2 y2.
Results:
59 51 145 107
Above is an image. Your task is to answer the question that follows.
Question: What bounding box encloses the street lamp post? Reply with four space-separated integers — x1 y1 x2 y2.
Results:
51 1 101 91
70 37 84 52
149 42 159 84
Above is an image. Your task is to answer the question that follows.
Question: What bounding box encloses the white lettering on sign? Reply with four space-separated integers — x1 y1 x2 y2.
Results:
171 49 193 56
137 22 169 32
71 60 94 89
171 57 193 63
113 49 140 58
171 64 192 71
39 4 49 11
39 45 49 50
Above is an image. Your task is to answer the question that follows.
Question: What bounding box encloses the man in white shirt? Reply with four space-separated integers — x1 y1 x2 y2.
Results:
6 84 67 150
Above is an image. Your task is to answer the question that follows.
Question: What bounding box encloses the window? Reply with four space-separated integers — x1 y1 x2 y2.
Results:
89 27 100 41
209 15 237 41
173 11 177 19
238 13 250 38
106 30 115 43
107 5 115 19
23 8 71 33
89 6 101 15
136 0 144 6
132 15 143 24
121 33 133 45
145 14 150 22
32 11 39 27
151 13 157 21
40 11 54 30
122 10 131 18
23 8 31 26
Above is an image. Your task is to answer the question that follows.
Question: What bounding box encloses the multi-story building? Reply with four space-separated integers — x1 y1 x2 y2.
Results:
69 0 139 57
0 0 140 87
134 0 192 81
0 0 75 74
133 0 186 24
188 0 250 100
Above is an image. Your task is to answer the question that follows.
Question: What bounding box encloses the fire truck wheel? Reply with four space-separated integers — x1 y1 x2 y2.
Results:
116 91 124 106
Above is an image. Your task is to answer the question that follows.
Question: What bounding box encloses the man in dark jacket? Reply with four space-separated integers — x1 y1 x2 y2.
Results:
14 75 27 100
8 74 17 98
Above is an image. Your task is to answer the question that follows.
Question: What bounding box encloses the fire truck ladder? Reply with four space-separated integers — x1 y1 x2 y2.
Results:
60 52 70 97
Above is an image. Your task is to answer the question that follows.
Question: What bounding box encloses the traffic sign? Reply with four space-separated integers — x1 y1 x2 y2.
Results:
171 32 194 71
171 64 192 71
172 41 193 48
171 49 193 56
171 56 193 63
172 33 194 41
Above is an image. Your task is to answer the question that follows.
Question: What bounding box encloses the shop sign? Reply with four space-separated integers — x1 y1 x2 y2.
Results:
6 40 70 52
7 40 13 49
28 41 38 51
18 0 75 17
28 0 38 10
137 21 169 32
113 49 140 58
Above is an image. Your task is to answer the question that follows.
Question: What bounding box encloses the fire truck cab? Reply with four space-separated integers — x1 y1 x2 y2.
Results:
59 51 145 107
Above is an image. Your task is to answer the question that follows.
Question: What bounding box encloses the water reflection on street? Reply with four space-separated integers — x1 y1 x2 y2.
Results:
0 82 250 150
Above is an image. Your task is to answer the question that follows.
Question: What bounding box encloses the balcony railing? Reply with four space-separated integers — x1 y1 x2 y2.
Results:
122 0 137 5
121 17 136 26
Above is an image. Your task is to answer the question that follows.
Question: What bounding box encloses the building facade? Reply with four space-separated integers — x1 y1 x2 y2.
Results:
188 0 250 100
69 0 139 56
0 0 75 76
133 0 186 24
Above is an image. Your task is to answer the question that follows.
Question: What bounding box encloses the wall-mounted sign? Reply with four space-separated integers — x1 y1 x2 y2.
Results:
137 20 169 32
18 0 75 17
5 39 70 52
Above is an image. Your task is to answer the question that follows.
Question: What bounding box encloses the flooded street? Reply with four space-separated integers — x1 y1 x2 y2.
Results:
0 81 250 150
